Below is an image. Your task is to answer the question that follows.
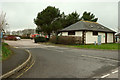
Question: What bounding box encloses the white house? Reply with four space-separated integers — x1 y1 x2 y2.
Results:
59 21 116 44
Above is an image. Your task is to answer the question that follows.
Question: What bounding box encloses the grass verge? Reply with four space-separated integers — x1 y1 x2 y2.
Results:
70 43 118 50
39 42 118 50
2 43 13 60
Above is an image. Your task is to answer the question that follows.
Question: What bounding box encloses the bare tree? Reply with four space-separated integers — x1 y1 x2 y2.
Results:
0 11 6 32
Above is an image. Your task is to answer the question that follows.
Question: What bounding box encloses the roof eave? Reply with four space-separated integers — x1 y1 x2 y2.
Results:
59 29 116 33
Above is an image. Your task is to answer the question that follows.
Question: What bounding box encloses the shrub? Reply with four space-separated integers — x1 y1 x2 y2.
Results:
34 37 47 43
21 36 30 39
49 36 58 44
2 43 12 60
58 36 76 45
50 36 82 45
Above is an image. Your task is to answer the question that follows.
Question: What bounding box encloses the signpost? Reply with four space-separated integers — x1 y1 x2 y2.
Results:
98 35 101 45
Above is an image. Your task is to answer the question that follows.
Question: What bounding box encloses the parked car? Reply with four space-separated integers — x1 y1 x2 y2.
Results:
4 35 17 40
30 34 40 39
16 36 21 40
4 36 8 39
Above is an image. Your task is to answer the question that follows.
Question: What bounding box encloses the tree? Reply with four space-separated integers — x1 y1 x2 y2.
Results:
81 11 98 22
36 26 41 34
51 19 62 35
0 11 6 32
61 11 80 28
34 6 61 38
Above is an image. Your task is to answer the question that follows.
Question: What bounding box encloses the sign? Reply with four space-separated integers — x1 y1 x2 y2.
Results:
0 32 3 38
98 35 101 45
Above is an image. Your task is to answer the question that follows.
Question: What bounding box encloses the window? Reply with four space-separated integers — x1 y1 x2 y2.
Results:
68 31 75 35
93 31 98 36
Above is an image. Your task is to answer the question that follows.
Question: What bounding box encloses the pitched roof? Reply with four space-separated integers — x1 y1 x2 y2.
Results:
60 21 115 33
115 32 120 36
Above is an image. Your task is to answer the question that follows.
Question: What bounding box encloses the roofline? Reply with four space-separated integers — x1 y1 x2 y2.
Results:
59 30 116 33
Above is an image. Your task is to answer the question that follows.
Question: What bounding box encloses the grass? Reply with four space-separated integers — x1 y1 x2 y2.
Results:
1 43 13 60
70 43 118 50
39 42 118 50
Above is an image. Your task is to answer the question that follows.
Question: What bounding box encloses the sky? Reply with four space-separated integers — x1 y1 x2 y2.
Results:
0 0 119 32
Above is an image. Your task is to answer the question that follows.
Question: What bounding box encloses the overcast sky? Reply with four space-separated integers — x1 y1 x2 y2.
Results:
0 0 119 32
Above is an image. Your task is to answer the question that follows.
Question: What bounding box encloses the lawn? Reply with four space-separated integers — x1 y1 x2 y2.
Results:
1 43 12 60
70 43 118 50
39 42 119 50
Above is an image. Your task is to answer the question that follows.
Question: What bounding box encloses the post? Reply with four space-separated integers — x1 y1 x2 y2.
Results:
113 33 115 43
105 32 107 43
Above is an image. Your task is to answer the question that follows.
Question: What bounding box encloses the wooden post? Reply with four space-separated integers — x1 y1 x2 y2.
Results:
105 32 107 43
113 33 115 43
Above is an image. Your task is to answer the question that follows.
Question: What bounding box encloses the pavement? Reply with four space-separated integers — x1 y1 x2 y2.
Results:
5 39 119 78
2 47 29 75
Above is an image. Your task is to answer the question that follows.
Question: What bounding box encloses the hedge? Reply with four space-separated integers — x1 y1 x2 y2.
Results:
34 37 48 43
50 36 82 45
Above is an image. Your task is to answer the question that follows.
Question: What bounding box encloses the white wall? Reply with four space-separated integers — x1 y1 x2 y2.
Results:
86 31 106 44
62 32 68 36
107 33 113 43
62 31 113 44
86 31 98 44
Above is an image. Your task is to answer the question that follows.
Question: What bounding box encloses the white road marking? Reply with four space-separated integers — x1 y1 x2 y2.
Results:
101 74 110 78
43 48 64 53
99 69 118 78
14 47 19 48
112 70 118 74
81 55 119 62
46 46 55 47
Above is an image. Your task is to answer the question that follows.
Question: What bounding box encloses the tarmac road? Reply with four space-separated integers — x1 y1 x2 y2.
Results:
5 39 119 78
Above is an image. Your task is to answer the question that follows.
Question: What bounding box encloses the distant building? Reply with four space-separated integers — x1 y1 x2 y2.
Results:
22 29 35 35
4 30 12 35
12 31 17 35
59 21 116 44
11 29 36 36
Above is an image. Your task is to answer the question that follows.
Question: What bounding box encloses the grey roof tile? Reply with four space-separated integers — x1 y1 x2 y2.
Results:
60 21 115 33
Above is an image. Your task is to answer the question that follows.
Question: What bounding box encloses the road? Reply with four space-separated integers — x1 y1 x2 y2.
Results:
5 39 119 78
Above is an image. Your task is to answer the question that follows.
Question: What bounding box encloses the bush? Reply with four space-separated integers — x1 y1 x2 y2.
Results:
58 36 76 45
49 36 58 44
21 36 30 39
34 37 47 43
50 36 82 45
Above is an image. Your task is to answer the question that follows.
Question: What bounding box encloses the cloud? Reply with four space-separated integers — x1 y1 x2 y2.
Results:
0 1 118 31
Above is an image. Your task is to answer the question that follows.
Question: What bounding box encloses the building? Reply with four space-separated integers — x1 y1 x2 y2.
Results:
59 21 116 44
11 29 36 36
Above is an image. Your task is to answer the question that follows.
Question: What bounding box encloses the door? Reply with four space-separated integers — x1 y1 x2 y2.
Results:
98 35 101 45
